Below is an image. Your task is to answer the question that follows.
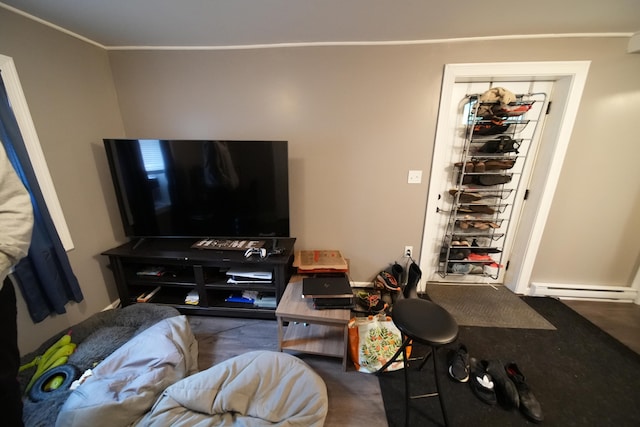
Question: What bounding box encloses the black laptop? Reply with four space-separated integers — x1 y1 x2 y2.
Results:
302 275 353 299
312 297 353 310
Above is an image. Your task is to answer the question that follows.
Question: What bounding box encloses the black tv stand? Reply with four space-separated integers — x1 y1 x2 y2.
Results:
102 237 296 319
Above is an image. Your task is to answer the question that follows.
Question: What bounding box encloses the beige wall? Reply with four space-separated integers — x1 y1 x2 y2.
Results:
108 39 640 286
1 8 126 354
2 4 639 353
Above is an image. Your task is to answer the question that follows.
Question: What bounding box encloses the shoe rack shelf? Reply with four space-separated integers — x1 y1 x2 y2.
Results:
438 92 547 279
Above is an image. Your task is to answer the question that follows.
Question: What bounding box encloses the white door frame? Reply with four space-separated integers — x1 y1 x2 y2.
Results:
419 61 590 295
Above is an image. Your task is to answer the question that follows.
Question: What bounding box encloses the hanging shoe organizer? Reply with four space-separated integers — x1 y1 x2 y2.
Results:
437 91 547 279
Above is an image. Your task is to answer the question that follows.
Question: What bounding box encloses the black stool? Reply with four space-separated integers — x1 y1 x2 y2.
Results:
382 297 459 427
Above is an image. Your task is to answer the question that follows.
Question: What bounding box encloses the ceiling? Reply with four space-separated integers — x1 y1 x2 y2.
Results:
2 0 639 49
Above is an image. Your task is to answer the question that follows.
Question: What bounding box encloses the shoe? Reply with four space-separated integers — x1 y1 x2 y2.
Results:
470 221 490 230
449 190 482 203
469 204 495 214
448 344 470 382
454 161 475 173
467 253 493 262
469 358 497 405
477 174 512 186
485 360 519 409
469 265 484 274
449 248 470 260
375 271 400 292
356 290 386 313
506 363 544 423
484 159 516 170
474 161 486 173
450 263 472 274
451 239 470 247
391 262 404 283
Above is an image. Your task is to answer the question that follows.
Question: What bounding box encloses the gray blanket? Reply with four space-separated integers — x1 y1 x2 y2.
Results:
19 304 181 427
56 315 198 426
137 350 328 427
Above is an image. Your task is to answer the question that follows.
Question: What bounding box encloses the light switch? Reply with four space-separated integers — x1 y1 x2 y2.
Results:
408 170 422 184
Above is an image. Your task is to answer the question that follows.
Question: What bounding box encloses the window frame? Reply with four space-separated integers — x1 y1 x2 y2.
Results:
0 54 74 250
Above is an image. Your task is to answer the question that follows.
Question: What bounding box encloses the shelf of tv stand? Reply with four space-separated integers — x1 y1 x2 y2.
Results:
102 237 296 319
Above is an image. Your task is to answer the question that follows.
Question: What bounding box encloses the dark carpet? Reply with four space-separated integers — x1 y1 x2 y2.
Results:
378 296 640 426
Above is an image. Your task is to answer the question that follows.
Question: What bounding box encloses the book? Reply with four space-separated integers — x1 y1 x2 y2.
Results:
225 290 259 304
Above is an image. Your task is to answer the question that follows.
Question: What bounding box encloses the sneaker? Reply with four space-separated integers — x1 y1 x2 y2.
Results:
356 290 386 313
375 271 400 292
469 358 497 405
448 344 470 382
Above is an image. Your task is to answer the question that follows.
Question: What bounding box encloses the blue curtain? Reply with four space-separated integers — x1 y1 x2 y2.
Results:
0 73 83 323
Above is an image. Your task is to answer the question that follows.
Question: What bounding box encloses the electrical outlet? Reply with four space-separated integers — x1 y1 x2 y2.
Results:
404 246 413 258
407 170 422 184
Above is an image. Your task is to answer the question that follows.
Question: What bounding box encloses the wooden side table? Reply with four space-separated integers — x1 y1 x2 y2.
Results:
275 277 352 370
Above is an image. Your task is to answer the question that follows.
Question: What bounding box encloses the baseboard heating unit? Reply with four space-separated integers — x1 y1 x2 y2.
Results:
530 282 637 302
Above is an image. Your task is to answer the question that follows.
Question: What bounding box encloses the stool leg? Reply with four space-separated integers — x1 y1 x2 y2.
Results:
403 343 410 427
432 346 450 427
417 348 432 371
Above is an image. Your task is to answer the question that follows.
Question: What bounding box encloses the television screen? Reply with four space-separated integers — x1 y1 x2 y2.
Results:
103 139 290 239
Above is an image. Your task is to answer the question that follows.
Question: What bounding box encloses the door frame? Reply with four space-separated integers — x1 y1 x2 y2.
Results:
419 61 590 295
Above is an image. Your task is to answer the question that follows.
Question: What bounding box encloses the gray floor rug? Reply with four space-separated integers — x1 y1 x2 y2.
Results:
426 283 556 329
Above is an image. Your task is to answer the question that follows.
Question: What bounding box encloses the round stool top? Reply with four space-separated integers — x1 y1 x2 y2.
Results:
391 298 458 346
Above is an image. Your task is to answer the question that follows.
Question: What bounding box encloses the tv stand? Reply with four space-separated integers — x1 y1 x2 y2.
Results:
131 237 147 251
102 237 296 319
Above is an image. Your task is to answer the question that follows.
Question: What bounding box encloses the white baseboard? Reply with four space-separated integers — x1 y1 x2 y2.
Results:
530 282 638 302
351 281 375 288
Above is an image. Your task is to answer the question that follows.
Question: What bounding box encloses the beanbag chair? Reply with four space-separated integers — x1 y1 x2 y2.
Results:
137 350 328 426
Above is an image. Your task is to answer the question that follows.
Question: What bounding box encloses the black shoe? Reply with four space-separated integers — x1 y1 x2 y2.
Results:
485 360 519 409
506 363 544 423
448 344 470 382
391 262 404 283
468 358 497 405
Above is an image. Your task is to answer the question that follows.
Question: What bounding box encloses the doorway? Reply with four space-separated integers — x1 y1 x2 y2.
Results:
419 62 590 295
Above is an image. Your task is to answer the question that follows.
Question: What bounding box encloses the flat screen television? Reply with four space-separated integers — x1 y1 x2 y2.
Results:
103 139 290 239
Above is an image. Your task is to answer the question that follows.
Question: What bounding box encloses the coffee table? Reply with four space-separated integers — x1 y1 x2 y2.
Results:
276 276 352 370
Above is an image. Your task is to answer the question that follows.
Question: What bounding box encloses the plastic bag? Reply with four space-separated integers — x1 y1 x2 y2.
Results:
348 314 410 373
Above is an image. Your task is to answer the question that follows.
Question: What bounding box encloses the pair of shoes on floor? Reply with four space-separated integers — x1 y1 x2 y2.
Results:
483 360 544 423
